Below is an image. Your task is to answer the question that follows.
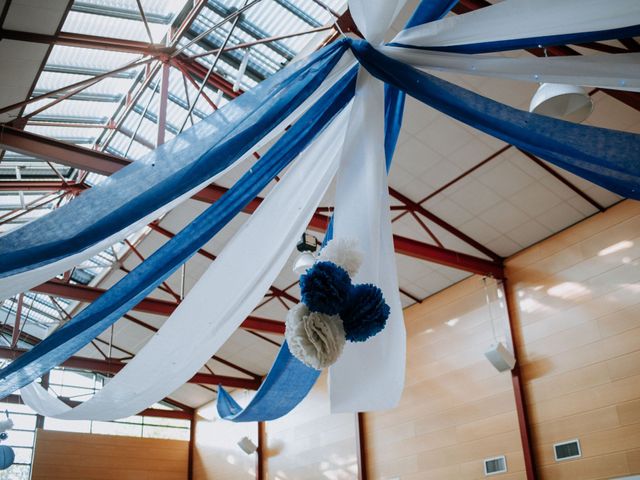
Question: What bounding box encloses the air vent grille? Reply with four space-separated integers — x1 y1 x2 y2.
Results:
554 439 581 461
484 456 507 476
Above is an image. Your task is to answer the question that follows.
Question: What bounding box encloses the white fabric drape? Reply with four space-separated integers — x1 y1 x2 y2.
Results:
381 47 640 92
393 0 640 49
0 52 357 303
329 69 406 412
20 100 354 421
348 0 408 44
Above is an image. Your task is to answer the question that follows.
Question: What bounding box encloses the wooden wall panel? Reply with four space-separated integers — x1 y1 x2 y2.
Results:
190 201 640 480
193 400 258 480
507 200 640 480
365 276 526 479
265 371 359 480
31 429 188 480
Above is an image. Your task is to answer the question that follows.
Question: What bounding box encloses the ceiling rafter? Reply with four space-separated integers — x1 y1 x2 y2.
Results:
0 124 503 277
31 280 286 334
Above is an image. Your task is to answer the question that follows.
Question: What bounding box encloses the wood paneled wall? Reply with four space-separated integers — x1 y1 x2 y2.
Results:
31 429 188 480
193 400 258 480
364 276 526 480
508 200 640 479
191 200 640 480
266 371 358 479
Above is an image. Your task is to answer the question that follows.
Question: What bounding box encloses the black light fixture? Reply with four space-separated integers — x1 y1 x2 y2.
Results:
293 233 319 274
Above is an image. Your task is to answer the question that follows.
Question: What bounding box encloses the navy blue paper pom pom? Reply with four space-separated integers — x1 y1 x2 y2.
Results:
300 261 352 315
340 283 390 342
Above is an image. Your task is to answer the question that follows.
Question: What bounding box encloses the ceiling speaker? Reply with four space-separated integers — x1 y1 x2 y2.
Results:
529 83 593 123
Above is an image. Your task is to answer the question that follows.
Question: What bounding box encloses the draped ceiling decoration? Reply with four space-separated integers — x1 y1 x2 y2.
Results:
0 0 638 421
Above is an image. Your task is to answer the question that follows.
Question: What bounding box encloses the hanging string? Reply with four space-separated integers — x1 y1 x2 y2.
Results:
482 277 498 344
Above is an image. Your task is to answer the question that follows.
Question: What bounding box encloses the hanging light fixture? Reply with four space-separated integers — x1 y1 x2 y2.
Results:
292 233 319 275
529 83 593 123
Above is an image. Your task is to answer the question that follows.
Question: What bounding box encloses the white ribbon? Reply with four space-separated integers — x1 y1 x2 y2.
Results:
20 89 355 421
348 0 408 44
329 68 406 413
381 47 640 92
393 0 640 49
0 52 357 303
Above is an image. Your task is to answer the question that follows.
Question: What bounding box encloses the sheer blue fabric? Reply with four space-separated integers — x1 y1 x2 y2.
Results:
217 342 321 421
0 60 357 398
0 40 349 280
385 0 458 167
351 40 640 199
405 0 458 28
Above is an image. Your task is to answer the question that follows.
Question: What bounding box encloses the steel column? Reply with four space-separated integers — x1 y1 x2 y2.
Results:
502 279 537 480
157 62 171 146
355 412 369 480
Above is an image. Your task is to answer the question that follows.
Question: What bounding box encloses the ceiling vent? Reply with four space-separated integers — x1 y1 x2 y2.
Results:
554 439 582 461
484 456 507 476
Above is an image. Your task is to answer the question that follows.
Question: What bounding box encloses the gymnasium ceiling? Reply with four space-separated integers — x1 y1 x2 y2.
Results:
0 0 638 410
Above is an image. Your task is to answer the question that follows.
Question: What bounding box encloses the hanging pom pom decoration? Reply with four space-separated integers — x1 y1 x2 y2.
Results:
0 419 13 433
286 303 346 370
0 445 14 470
300 261 352 315
340 283 390 342
317 237 363 277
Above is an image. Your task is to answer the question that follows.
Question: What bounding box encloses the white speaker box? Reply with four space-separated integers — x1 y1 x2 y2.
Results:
237 436 257 455
484 342 516 372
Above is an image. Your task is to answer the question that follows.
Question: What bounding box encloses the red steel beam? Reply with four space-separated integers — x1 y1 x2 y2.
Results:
0 29 172 56
0 126 502 277
0 30 238 100
31 280 286 334
0 346 260 389
392 235 504 278
0 126 128 176
389 187 502 262
0 181 86 192
1 393 192 419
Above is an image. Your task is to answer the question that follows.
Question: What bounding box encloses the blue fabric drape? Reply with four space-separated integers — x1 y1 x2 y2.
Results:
0 40 349 280
405 0 458 28
391 25 640 54
384 0 458 168
351 40 640 199
217 342 321 421
216 215 342 422
0 61 358 398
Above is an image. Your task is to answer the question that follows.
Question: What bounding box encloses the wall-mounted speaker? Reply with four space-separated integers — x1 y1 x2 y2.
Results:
237 436 257 455
484 342 516 372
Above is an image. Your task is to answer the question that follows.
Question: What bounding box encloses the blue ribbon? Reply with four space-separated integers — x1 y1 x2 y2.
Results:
351 39 640 199
0 53 357 398
217 0 461 423
0 40 349 280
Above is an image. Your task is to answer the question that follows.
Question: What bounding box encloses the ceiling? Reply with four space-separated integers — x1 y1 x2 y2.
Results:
0 0 638 410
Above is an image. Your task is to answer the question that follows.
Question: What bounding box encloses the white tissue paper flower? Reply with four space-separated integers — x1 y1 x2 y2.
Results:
285 303 346 370
317 237 364 278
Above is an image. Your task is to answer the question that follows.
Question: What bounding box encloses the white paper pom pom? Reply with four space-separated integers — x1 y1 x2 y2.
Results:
317 237 363 277
285 303 346 370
